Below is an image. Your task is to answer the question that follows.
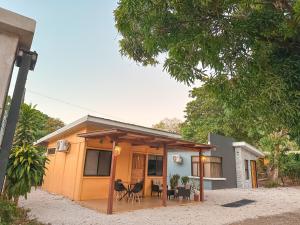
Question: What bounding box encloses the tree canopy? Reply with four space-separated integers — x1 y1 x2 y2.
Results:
115 0 300 143
152 118 182 133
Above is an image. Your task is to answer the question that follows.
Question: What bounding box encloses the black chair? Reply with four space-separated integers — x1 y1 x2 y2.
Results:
175 186 191 200
114 180 127 200
151 180 162 197
128 181 144 203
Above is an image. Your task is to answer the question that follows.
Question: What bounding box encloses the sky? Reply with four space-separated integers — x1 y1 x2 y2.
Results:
1 0 193 127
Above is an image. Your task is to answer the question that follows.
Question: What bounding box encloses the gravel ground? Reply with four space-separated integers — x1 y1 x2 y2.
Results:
231 210 300 225
19 187 300 225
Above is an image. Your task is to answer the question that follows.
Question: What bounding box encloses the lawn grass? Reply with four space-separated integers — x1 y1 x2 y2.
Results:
0 198 46 225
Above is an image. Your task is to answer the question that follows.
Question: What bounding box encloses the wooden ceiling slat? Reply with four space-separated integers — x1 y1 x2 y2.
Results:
78 128 214 152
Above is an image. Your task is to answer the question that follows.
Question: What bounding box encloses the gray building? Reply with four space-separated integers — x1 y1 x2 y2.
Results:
168 134 264 190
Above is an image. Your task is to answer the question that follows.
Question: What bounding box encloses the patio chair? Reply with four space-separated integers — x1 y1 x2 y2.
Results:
151 180 162 197
175 186 191 200
114 180 127 200
128 181 144 203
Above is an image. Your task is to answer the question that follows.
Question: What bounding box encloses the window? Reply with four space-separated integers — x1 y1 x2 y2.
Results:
191 156 222 178
245 160 249 180
84 149 112 176
47 148 56 155
147 155 163 176
191 156 200 176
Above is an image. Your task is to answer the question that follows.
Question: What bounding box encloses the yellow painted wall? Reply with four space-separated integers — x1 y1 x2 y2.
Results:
42 124 164 201
42 128 86 201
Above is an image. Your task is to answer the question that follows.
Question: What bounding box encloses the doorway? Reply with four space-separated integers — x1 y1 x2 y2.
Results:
250 160 258 188
131 153 146 184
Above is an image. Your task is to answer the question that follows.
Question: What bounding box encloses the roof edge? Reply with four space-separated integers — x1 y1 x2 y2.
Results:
35 115 182 145
233 141 265 157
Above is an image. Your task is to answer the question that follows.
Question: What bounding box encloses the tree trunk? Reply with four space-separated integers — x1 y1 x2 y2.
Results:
13 196 19 205
272 143 280 182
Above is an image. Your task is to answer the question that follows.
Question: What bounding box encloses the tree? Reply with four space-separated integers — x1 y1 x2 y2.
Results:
2 103 63 203
153 118 182 133
259 130 299 183
4 145 47 203
115 0 300 143
13 104 42 147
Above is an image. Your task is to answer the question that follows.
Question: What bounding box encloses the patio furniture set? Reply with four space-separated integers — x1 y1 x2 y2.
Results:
114 180 144 203
151 180 192 200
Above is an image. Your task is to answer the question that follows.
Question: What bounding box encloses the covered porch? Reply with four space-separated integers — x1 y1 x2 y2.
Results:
78 128 213 214
79 197 197 213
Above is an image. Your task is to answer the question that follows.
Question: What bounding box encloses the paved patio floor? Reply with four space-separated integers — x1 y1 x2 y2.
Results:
79 197 195 213
19 187 300 225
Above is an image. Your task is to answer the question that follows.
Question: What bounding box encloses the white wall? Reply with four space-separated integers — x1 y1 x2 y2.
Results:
235 147 258 188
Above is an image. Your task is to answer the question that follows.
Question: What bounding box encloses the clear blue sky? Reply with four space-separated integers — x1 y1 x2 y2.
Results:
2 1 192 127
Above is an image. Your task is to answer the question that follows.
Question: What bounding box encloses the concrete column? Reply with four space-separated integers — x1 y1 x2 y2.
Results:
0 7 36 145
0 34 18 119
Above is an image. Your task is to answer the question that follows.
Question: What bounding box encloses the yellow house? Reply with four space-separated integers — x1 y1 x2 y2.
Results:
36 115 213 214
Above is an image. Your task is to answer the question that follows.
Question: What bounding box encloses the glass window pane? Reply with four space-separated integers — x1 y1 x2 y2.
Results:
204 163 211 177
148 155 157 176
156 156 163 176
98 151 112 176
84 150 99 176
210 163 222 177
192 162 198 176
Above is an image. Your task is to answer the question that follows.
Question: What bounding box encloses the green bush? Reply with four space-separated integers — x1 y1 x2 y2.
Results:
0 198 44 225
265 181 280 188
282 158 300 183
181 176 189 186
170 174 180 189
4 145 48 201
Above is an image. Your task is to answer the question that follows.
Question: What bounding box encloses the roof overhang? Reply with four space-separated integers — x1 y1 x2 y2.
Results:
233 142 265 157
78 128 214 152
36 115 183 146
0 7 36 50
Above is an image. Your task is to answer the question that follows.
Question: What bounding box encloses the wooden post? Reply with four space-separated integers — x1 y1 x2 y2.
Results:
199 151 204 202
162 144 167 206
107 140 117 214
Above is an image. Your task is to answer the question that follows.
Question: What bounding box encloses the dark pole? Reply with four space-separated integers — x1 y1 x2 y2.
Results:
0 51 36 191
107 140 117 214
162 143 167 206
199 151 204 202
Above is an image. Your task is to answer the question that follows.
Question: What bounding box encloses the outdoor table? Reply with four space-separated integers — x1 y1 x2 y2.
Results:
119 181 135 201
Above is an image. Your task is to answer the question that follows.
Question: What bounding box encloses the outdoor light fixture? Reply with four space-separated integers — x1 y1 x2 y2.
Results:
114 145 122 156
15 48 38 71
201 156 206 162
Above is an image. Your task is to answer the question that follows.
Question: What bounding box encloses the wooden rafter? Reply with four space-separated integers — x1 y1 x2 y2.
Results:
78 128 214 152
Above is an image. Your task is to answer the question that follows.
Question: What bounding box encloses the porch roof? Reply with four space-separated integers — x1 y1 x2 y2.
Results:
78 128 214 152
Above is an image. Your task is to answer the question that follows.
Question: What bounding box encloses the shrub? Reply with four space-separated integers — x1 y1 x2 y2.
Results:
181 176 189 186
4 145 48 202
265 181 280 188
0 198 45 225
170 174 180 189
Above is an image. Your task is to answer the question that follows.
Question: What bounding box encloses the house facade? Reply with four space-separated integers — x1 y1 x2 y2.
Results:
168 134 264 190
37 115 212 209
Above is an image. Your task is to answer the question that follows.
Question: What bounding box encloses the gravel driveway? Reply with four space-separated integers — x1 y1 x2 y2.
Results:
19 187 300 225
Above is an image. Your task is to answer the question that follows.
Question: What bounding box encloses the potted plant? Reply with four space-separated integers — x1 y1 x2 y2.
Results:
194 189 200 201
181 176 189 187
170 174 180 190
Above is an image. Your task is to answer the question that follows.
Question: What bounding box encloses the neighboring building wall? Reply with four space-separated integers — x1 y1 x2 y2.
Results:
168 133 238 190
235 147 257 188
167 151 212 189
209 133 237 189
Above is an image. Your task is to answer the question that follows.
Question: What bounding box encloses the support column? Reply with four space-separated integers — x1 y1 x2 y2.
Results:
0 52 33 191
107 140 117 214
162 144 167 207
199 151 204 202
